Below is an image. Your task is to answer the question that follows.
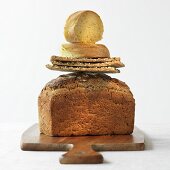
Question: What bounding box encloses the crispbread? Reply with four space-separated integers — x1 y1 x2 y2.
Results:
46 64 120 73
51 55 122 63
52 61 124 68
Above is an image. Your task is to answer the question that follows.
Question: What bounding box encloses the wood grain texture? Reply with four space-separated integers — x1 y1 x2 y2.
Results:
21 124 145 164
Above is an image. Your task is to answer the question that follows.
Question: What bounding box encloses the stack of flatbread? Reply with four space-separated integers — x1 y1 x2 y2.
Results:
46 10 125 73
47 56 124 73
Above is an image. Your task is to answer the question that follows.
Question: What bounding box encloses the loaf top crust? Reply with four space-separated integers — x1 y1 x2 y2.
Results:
42 73 133 100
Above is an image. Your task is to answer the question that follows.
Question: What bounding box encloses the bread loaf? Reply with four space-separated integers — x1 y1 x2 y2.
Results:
60 43 110 58
38 72 135 136
64 10 104 43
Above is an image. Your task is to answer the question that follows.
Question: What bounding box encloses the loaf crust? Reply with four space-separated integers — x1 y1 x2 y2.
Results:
38 72 135 136
61 43 110 58
64 10 103 43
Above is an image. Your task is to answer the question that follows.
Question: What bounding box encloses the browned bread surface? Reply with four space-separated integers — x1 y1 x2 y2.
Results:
38 72 135 136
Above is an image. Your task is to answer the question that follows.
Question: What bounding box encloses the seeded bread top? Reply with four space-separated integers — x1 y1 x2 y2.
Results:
43 72 132 96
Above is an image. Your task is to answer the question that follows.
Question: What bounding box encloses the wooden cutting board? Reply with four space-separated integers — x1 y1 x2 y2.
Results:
21 124 145 164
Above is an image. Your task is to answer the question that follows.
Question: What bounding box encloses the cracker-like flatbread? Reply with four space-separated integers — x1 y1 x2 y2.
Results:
46 64 120 73
51 60 124 68
50 55 122 63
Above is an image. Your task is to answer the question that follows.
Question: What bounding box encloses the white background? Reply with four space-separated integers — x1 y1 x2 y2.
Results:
1 1 170 170
0 0 170 124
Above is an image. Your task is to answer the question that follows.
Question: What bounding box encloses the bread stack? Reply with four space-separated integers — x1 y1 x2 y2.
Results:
46 10 124 73
39 11 135 137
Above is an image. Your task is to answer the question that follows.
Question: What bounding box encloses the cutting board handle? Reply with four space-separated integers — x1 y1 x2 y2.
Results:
59 143 103 164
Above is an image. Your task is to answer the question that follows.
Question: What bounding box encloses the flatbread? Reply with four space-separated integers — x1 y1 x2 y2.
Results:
51 61 124 68
50 55 122 63
46 64 120 73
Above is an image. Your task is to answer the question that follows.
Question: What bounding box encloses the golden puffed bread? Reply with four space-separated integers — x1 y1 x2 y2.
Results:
64 10 104 43
46 64 120 73
61 43 110 58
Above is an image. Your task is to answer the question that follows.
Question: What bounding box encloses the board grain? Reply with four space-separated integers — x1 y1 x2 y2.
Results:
21 124 144 164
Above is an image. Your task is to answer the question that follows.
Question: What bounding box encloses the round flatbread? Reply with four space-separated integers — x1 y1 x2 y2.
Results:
51 55 122 63
46 64 120 73
52 60 124 68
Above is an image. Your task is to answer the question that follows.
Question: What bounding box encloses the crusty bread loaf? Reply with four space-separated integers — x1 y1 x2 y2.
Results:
64 10 104 43
38 72 135 136
60 43 110 58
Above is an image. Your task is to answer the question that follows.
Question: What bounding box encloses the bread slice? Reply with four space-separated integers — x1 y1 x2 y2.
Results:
64 10 104 43
61 43 110 58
